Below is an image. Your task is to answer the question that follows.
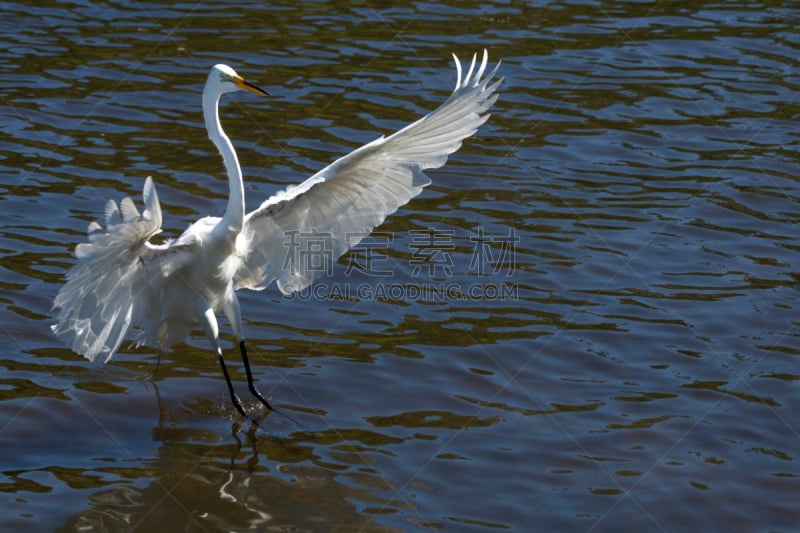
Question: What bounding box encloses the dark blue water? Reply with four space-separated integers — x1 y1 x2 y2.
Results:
1 1 798 531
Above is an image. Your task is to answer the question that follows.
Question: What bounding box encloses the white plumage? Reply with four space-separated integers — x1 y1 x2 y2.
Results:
51 51 501 416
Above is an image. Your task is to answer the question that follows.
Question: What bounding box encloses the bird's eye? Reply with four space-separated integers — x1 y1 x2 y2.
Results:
219 73 235 83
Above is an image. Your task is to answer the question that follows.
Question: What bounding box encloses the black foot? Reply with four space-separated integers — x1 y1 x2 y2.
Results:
230 393 248 418
248 386 273 411
239 340 274 411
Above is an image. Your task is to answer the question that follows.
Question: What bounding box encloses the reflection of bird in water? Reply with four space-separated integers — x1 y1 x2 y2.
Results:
60 381 401 531
52 51 502 417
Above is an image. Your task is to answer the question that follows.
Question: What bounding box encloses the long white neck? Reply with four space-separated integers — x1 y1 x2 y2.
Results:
203 84 244 237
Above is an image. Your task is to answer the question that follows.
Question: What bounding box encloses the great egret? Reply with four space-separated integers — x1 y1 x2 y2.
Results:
52 50 501 417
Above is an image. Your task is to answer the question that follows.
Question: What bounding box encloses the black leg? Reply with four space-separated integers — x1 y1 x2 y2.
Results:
217 350 248 418
239 340 274 411
154 349 162 375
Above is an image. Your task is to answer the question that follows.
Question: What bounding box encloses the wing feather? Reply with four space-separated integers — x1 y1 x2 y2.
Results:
51 177 194 362
236 50 502 294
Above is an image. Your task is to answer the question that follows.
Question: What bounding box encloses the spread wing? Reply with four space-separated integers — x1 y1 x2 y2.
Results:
235 50 502 294
51 177 194 362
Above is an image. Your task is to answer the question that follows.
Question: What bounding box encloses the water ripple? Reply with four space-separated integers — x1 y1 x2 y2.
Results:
0 1 798 531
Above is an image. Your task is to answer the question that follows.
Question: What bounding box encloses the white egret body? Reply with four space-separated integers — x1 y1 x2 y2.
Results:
52 51 501 416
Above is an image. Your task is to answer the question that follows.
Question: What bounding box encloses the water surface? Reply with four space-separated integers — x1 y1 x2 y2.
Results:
1 1 799 531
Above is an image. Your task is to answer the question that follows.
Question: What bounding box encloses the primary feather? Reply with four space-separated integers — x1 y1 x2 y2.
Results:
237 50 501 294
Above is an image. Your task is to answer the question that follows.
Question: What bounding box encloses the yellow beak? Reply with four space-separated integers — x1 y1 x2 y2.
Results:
235 76 269 97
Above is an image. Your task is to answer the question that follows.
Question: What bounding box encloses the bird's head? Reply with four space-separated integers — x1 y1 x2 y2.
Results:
208 64 269 97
